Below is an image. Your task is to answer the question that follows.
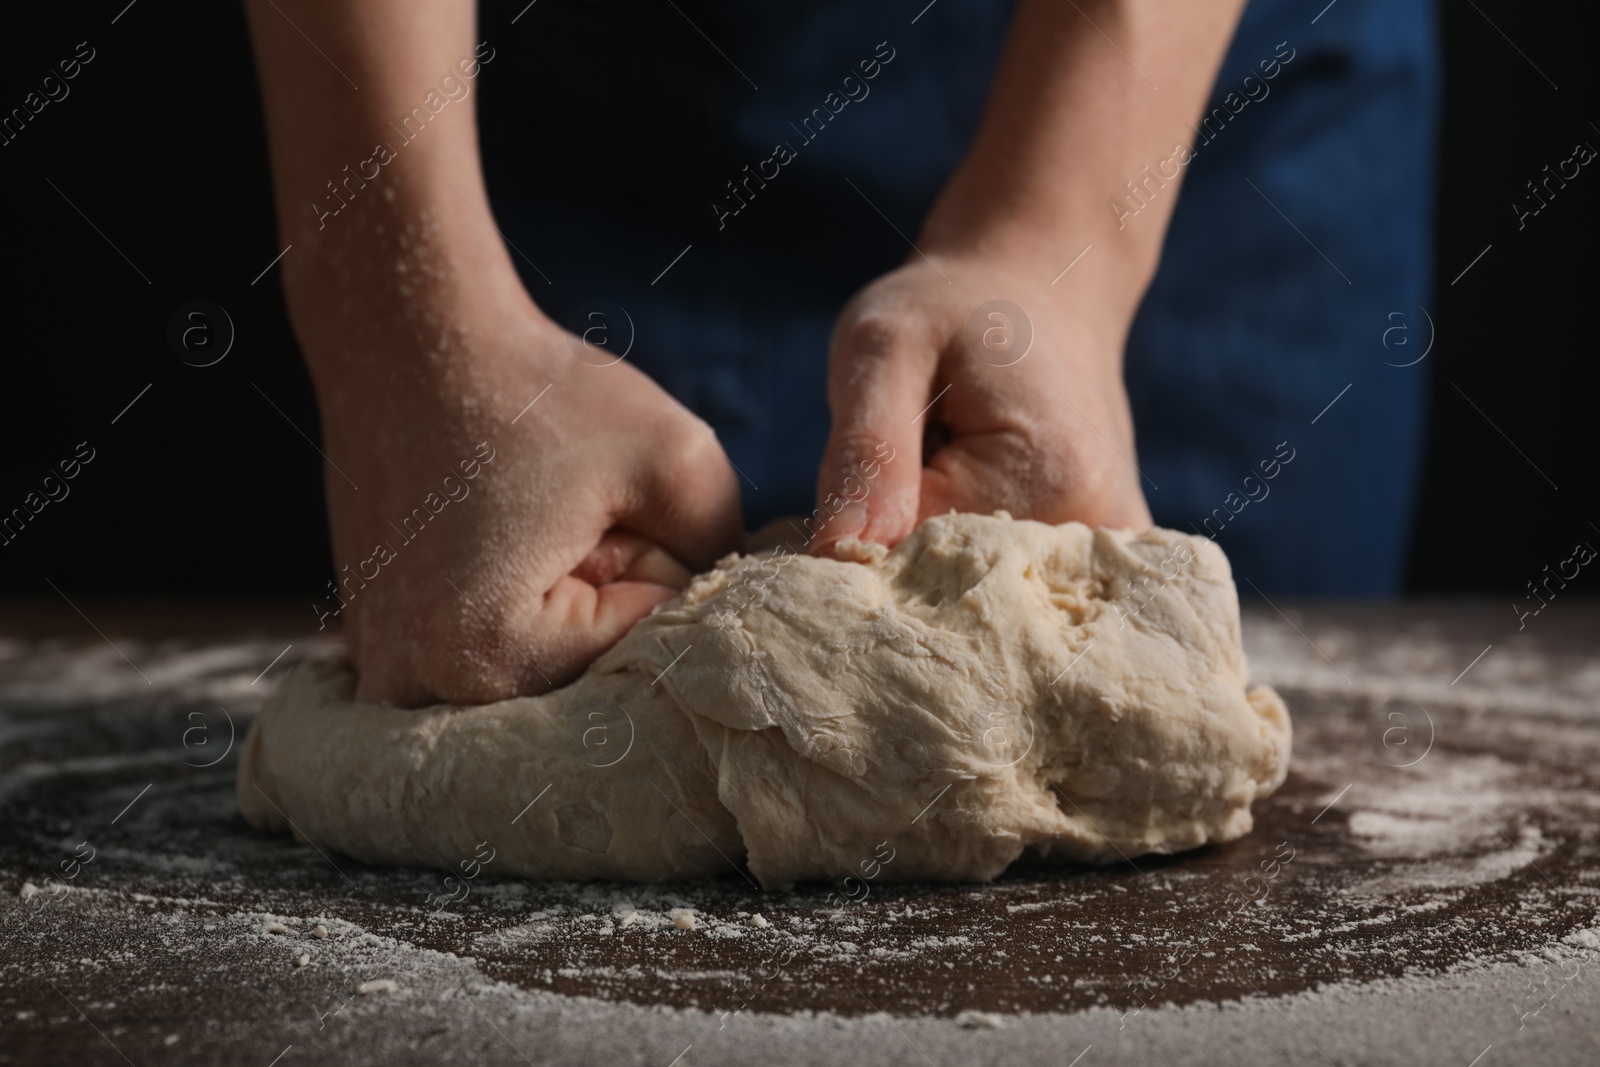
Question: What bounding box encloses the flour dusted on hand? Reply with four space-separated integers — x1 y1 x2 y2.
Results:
238 513 1290 888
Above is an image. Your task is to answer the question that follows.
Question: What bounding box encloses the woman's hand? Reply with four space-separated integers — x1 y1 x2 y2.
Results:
812 253 1152 554
811 0 1248 553
247 0 742 705
299 280 742 706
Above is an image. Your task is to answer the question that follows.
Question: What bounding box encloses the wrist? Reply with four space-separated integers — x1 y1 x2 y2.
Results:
280 182 557 384
283 170 528 312
919 168 1160 329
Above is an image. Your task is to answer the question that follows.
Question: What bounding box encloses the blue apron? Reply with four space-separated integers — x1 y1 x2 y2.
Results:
480 0 1438 595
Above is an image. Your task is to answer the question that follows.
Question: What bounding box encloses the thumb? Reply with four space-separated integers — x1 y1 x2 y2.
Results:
811 321 935 555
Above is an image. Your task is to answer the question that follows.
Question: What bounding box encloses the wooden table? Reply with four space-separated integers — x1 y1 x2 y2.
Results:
1 601 1596 1065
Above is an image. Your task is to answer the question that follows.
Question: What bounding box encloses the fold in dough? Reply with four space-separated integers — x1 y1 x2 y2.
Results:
239 513 1291 889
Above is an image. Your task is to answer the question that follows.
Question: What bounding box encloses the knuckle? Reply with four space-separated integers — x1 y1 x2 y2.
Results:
827 431 896 472
835 314 904 359
655 420 730 494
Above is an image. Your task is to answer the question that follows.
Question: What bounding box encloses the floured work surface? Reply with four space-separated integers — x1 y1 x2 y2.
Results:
0 601 1597 1066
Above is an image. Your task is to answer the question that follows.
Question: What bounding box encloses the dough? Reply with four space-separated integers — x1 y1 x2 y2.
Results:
238 513 1290 888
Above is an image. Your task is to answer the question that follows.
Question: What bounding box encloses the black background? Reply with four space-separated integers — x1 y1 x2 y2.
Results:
0 0 1592 604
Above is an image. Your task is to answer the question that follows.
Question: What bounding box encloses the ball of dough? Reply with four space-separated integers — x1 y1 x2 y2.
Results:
238 514 1290 889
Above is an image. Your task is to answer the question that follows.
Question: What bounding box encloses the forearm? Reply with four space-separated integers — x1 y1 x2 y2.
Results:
923 0 1248 327
244 0 531 382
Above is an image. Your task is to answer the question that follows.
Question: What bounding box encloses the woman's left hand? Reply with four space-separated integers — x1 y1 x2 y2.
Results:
809 252 1153 556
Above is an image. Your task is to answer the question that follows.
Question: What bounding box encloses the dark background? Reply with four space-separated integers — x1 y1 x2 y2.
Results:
0 0 1592 607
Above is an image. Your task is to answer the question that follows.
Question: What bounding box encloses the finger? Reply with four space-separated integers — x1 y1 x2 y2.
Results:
919 434 1153 530
572 529 693 589
916 434 1025 519
811 318 936 555
524 575 682 686
375 571 680 706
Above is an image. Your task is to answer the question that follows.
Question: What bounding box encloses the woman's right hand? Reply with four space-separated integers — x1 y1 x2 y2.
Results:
290 249 742 707
244 0 744 705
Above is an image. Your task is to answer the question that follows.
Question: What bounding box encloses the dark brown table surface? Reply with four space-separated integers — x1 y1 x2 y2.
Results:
2 600 1596 1066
